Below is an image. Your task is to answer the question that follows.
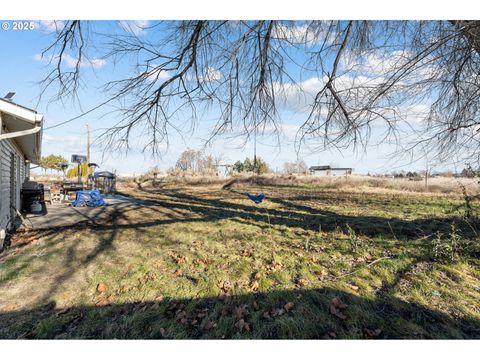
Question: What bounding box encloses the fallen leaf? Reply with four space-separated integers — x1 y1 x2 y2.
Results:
203 319 217 331
117 285 132 294
295 278 307 287
196 308 209 318
252 301 260 311
173 268 183 277
238 280 250 289
314 269 327 280
331 297 347 309
252 272 261 280
220 307 230 317
172 255 187 265
249 281 259 292
327 331 337 339
96 283 108 293
219 279 233 292
95 297 110 306
234 305 248 320
235 318 245 329
219 263 229 271
265 261 283 273
364 328 382 339
269 308 286 317
330 304 347 319
175 310 187 323
235 318 250 331
240 249 252 257
152 260 162 269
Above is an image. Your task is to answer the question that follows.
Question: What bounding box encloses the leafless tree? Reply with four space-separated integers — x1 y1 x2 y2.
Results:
39 20 480 165
175 148 215 174
283 159 308 174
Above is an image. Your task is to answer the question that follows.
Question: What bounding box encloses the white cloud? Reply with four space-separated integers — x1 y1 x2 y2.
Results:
273 76 327 112
42 134 85 153
34 53 106 69
341 50 438 83
34 20 65 33
274 73 422 131
401 104 431 124
140 66 171 82
262 123 301 141
272 23 336 46
201 67 222 82
89 58 107 69
182 67 222 83
33 53 46 62
119 20 150 36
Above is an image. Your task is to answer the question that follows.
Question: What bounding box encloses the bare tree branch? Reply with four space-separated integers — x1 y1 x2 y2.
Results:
37 20 480 165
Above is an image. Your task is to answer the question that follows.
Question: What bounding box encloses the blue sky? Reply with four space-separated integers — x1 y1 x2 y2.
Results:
0 20 459 175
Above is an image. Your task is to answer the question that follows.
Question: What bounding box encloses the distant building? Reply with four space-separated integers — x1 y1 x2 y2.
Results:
309 165 353 176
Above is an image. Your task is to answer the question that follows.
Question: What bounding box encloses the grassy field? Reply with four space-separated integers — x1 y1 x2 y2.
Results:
1 178 480 339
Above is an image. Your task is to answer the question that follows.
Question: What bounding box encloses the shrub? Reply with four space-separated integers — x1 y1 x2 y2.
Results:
431 224 461 263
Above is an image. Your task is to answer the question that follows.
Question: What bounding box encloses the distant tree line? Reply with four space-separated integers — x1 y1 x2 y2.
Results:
233 157 270 175
175 149 216 174
39 154 68 174
460 165 480 178
283 160 308 174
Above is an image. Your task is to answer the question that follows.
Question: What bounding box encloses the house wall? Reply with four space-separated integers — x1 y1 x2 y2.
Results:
0 135 27 249
311 170 329 176
311 169 352 176
330 169 351 176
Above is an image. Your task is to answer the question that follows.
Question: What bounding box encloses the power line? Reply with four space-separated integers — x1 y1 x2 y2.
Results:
42 99 113 131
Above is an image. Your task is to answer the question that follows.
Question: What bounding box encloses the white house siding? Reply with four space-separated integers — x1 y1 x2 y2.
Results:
0 135 27 247
312 169 351 176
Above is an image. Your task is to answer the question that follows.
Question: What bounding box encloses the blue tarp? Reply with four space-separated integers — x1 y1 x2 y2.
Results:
245 192 266 204
70 190 106 207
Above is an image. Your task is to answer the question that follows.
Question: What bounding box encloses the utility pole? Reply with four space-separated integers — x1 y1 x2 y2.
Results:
86 123 90 164
253 124 257 174
425 152 429 192
252 117 260 175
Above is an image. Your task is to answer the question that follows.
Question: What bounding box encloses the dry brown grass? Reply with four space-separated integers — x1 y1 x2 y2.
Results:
121 173 480 197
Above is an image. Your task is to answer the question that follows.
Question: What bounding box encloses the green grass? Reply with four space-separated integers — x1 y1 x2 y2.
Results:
0 182 479 339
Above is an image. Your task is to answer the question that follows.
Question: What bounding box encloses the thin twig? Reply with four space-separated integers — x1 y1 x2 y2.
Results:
328 256 393 281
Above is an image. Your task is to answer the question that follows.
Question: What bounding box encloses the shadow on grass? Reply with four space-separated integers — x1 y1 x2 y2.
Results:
2 188 479 339
4 187 478 303
0 287 479 339
0 205 127 300
127 188 479 240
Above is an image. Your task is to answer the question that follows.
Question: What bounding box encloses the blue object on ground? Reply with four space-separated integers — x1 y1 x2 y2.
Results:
245 192 266 204
70 190 106 207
